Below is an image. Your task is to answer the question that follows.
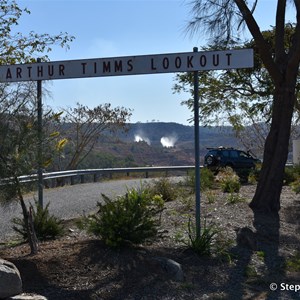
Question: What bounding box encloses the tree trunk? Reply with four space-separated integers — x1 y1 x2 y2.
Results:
250 83 296 213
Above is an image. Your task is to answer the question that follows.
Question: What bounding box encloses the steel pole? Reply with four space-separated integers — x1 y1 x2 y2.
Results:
37 58 43 208
193 47 201 238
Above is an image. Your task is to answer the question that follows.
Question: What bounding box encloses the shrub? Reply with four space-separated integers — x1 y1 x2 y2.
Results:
236 168 258 183
284 166 300 185
200 168 215 191
88 187 164 247
285 252 300 272
184 218 218 256
226 193 246 204
291 179 300 194
185 170 196 192
150 177 177 202
205 190 217 204
12 201 64 241
222 180 241 193
247 165 261 184
185 168 215 192
217 167 241 193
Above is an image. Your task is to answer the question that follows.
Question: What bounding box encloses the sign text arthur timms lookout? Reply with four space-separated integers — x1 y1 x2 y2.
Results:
0 48 253 82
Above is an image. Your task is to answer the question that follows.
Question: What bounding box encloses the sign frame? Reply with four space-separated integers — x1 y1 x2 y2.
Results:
1 48 253 238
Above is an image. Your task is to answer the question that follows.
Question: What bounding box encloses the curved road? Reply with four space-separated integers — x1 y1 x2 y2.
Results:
0 178 162 242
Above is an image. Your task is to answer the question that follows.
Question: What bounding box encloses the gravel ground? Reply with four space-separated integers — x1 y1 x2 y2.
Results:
1 183 299 299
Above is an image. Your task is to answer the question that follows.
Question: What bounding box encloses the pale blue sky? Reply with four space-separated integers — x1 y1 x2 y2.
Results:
17 0 295 124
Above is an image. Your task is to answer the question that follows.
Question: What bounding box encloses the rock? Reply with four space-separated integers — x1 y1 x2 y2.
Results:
0 259 22 299
8 293 48 300
153 256 184 282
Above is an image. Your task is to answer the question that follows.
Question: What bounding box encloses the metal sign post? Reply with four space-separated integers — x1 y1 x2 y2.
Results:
193 47 201 238
37 59 43 208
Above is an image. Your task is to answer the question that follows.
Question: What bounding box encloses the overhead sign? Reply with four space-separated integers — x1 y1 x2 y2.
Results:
0 49 253 82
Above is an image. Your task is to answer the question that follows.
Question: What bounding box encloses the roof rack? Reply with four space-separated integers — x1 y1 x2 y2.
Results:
206 146 235 150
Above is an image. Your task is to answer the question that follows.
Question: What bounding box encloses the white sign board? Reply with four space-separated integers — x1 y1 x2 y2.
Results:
0 49 253 82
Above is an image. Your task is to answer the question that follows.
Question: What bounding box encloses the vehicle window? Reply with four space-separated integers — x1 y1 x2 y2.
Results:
240 151 249 158
230 151 239 158
222 150 229 157
209 150 217 155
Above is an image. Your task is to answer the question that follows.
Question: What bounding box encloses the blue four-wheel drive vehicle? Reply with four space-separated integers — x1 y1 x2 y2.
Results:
204 147 260 170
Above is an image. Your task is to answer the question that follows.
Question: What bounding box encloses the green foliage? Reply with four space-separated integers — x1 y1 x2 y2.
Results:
88 187 164 247
54 102 132 171
226 193 245 205
0 0 73 207
285 252 300 272
205 190 217 204
179 195 194 211
222 180 241 193
200 167 215 191
284 166 300 185
217 167 241 193
244 265 258 279
185 170 196 191
256 251 265 261
186 168 215 192
248 169 260 185
174 25 300 155
183 218 218 256
291 179 300 194
79 152 137 169
285 165 300 192
149 177 177 202
12 201 64 241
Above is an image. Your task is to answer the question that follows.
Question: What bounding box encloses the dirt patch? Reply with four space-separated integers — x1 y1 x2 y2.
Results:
1 184 300 299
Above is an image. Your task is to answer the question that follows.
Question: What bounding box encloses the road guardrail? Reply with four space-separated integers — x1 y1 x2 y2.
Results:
14 166 195 186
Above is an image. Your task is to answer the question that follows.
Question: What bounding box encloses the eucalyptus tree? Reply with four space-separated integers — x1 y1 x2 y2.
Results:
187 1 300 213
0 0 74 253
175 25 300 155
53 102 132 174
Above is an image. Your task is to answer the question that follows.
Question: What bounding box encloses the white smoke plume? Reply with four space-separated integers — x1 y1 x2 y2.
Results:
160 135 178 148
134 133 151 145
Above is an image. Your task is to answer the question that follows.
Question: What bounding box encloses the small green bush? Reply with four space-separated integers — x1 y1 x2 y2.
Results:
184 170 196 192
248 166 261 184
222 180 241 193
12 201 64 241
184 218 218 256
150 177 177 202
226 192 245 204
200 168 215 191
284 166 300 185
291 179 300 194
205 190 217 204
88 187 164 247
217 167 241 193
176 218 233 259
185 168 215 192
285 252 300 272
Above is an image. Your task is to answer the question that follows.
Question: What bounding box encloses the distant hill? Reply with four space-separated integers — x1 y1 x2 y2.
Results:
118 122 241 152
63 122 251 169
82 122 244 168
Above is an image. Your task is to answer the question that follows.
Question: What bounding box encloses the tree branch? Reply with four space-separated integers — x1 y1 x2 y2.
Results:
234 0 282 84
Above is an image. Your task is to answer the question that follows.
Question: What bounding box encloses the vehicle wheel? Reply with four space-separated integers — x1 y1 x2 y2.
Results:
206 155 215 166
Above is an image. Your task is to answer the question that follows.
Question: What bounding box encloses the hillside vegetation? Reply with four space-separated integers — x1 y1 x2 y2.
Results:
77 122 242 169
